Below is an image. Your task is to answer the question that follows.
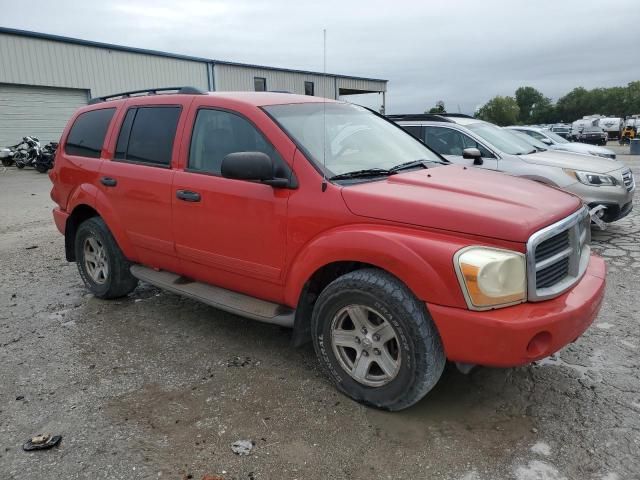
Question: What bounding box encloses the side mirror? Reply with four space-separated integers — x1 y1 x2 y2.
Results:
462 147 483 165
540 137 553 145
221 152 289 188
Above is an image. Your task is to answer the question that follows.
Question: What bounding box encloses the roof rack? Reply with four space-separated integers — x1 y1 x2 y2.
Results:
386 113 454 123
88 86 206 104
437 113 475 119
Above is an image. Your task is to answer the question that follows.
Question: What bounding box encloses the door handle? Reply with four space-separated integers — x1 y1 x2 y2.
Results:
100 176 117 187
176 190 201 202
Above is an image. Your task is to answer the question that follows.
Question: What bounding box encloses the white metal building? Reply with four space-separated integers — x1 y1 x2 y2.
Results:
0 27 387 145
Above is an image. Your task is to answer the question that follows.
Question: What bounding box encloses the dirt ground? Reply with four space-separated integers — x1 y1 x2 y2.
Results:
1 146 639 480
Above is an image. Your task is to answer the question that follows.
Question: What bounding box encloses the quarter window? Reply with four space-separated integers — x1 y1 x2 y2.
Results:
188 109 285 176
254 77 267 92
65 108 115 158
114 106 181 166
304 81 314 96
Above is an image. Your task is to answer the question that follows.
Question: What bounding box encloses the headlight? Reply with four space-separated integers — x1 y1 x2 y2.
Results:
454 247 526 310
588 151 615 159
564 169 617 186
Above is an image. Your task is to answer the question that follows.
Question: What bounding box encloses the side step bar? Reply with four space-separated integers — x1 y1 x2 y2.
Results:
130 265 295 327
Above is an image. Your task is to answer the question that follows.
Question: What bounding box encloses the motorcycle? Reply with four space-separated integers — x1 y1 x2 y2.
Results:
13 136 41 169
35 142 58 173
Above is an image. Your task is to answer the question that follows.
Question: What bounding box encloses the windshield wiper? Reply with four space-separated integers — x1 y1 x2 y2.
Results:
329 168 395 181
388 159 439 172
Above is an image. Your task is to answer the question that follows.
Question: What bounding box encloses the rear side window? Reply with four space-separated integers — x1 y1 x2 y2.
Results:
114 106 181 166
188 109 285 176
65 108 115 158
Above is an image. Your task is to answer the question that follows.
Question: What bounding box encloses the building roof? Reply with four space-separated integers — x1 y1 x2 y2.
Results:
0 27 387 84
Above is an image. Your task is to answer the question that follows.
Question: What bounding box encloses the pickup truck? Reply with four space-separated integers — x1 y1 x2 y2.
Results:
50 88 606 411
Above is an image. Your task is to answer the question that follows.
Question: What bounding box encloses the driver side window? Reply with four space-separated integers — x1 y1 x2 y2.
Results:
424 126 493 157
188 109 285 176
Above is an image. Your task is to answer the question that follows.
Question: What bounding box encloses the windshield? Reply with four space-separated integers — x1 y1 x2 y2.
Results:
263 103 443 176
466 122 536 155
509 129 548 151
543 130 569 144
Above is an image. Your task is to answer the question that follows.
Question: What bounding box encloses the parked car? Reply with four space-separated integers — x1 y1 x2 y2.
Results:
51 88 606 411
549 124 571 139
391 114 634 223
507 126 616 159
575 126 608 146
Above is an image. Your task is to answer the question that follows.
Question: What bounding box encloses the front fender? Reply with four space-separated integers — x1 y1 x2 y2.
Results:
284 225 494 309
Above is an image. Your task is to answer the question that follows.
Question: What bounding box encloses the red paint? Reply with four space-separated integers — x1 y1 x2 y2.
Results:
428 256 606 366
50 92 604 365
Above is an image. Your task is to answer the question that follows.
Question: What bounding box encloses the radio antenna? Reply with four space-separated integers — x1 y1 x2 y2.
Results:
321 28 328 192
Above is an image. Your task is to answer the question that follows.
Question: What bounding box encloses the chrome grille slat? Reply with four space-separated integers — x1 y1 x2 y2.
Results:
527 207 591 302
535 246 573 270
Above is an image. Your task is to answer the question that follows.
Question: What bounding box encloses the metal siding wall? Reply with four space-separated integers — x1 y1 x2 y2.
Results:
0 83 88 145
0 34 209 97
336 77 387 93
216 64 352 98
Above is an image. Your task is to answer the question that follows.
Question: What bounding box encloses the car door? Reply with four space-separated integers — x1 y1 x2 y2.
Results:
423 125 498 170
171 106 291 301
98 100 185 272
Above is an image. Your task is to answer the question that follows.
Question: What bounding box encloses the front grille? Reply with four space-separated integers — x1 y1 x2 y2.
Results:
537 257 570 288
622 169 635 192
527 208 590 301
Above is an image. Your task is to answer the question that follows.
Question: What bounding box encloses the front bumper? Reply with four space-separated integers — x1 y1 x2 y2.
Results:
565 179 634 222
428 254 606 367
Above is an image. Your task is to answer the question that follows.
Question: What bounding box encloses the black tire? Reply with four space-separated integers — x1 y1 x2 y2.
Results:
35 163 49 173
1 159 13 167
311 268 445 411
75 217 138 299
16 162 25 169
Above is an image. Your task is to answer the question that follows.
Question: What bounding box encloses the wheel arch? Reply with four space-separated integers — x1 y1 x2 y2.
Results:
64 190 135 263
287 227 468 346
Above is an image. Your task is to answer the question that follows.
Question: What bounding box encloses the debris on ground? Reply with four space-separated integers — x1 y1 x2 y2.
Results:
231 439 255 455
22 433 62 451
226 356 259 368
201 475 225 480
25 245 38 250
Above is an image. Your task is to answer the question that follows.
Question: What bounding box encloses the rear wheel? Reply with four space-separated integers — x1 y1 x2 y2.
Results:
1 159 13 167
75 217 138 299
311 268 445 411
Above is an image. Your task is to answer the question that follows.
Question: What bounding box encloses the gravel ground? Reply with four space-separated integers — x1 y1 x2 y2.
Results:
1 147 639 480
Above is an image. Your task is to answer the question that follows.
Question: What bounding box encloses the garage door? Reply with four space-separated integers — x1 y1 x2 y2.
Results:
0 83 88 147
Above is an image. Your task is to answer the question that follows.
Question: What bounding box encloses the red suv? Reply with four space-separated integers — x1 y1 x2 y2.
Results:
50 87 606 410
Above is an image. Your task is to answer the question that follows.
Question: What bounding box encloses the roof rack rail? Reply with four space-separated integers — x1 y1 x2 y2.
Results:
386 113 454 123
88 86 206 104
437 113 475 119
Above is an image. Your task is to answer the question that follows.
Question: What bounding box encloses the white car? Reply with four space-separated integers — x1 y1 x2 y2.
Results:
508 126 616 159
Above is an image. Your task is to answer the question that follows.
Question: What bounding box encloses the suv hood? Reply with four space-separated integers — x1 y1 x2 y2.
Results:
522 150 622 173
553 142 614 156
341 165 581 242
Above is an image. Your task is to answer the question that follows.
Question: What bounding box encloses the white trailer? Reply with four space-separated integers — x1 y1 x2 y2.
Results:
597 117 622 140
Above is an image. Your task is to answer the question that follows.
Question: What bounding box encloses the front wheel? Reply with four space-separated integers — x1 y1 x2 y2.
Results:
311 269 445 411
75 217 138 299
1 159 13 167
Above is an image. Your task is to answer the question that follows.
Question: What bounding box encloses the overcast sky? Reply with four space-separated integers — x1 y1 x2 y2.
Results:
2 0 639 113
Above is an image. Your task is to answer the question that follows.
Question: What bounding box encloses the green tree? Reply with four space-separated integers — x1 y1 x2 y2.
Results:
427 100 446 114
475 96 520 126
515 86 544 123
530 96 557 124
